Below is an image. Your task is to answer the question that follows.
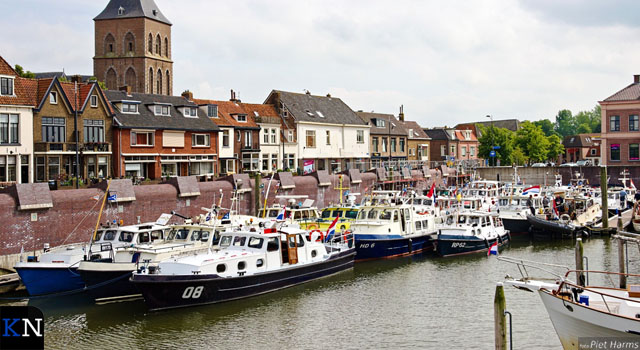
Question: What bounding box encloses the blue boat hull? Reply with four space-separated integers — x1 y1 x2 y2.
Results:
354 234 435 261
437 233 510 257
15 266 85 296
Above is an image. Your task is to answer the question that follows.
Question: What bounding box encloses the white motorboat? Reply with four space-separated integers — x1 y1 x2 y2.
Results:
437 211 510 257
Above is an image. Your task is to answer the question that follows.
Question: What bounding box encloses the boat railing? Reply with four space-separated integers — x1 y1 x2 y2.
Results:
325 230 355 250
498 256 570 281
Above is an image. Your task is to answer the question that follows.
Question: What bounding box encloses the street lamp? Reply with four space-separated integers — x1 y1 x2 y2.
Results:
486 114 494 167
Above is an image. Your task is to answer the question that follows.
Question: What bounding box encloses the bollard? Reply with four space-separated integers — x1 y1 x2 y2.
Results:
618 216 627 289
495 282 507 350
601 166 609 230
575 238 585 286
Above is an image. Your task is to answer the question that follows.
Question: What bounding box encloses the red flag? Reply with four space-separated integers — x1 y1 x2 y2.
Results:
427 182 435 198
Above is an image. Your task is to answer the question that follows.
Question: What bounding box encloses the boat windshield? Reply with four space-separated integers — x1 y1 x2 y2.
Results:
379 209 392 221
118 231 134 242
103 230 117 241
169 228 190 240
267 210 279 218
332 211 343 218
219 235 232 248
248 236 263 249
233 236 247 247
345 210 358 219
191 229 209 241
470 217 480 226
321 210 332 219
367 209 379 220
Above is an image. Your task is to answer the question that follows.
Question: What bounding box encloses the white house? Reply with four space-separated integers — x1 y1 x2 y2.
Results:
0 56 36 184
265 90 370 174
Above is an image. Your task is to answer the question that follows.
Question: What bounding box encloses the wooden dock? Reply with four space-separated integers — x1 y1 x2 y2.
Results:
591 208 634 234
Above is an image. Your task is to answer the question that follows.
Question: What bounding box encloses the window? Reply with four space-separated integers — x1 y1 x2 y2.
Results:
164 37 169 57
630 144 639 161
262 154 269 171
48 156 60 180
87 157 96 177
400 138 405 152
155 34 161 55
42 117 65 143
630 115 639 131
0 114 18 144
121 103 138 113
270 129 276 144
234 114 247 122
189 161 213 175
98 156 107 178
391 138 396 152
306 130 316 148
610 115 620 132
326 130 331 145
153 105 170 116
0 77 14 95
461 146 466 156
285 154 295 169
244 131 252 148
470 146 475 157
611 144 620 161
83 120 104 143
591 148 596 156
382 138 387 152
50 91 57 104
131 131 154 146
375 119 385 127
450 145 456 156
241 153 259 172
148 33 153 53
222 130 230 147
409 148 414 156
357 130 364 143
248 237 263 249
441 145 446 156
263 129 269 144
236 130 241 142
192 134 210 147
183 107 198 117
36 157 45 182
90 95 98 107
287 130 293 142
372 137 378 152
118 6 124 15
207 105 217 118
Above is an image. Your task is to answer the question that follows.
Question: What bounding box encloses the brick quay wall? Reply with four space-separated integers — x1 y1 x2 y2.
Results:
475 165 638 187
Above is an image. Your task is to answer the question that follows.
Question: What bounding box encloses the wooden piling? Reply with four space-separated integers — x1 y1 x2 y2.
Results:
575 238 584 286
494 282 507 350
601 166 609 229
618 216 627 289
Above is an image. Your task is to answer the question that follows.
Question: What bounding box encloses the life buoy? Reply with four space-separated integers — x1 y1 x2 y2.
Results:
307 224 319 231
560 214 571 223
343 229 353 243
309 229 324 242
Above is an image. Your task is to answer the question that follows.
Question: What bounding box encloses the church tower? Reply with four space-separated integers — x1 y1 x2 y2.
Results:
93 0 173 95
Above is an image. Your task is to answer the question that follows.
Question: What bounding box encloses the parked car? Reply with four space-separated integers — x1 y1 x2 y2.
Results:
576 160 592 166
559 162 578 167
531 163 547 167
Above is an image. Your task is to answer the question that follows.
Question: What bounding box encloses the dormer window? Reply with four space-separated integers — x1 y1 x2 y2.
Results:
121 102 138 114
235 114 247 122
207 105 218 118
90 95 98 108
118 6 125 16
154 105 170 116
183 107 198 117
375 119 385 128
0 77 14 96
49 91 57 104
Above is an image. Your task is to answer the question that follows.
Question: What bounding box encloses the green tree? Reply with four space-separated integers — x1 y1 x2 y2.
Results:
554 109 575 137
477 125 515 165
546 134 564 161
576 123 592 134
511 147 528 166
14 64 35 78
534 119 556 137
515 121 550 163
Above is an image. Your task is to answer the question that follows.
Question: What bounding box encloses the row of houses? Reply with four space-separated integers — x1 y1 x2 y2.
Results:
0 55 485 184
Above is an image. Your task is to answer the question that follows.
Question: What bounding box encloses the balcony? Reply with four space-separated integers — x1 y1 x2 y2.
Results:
35 142 111 153
241 142 260 152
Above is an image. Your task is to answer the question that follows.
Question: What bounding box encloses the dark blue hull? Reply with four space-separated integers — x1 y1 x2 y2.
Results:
15 266 85 296
437 233 510 257
502 218 530 235
354 234 436 261
78 268 138 302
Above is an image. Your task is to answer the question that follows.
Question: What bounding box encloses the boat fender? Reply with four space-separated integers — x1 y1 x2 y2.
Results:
309 229 324 242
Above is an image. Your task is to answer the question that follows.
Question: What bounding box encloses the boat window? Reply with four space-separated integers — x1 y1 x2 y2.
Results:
470 217 479 226
380 209 392 220
415 221 422 230
322 210 332 218
332 210 343 218
256 259 264 267
268 210 279 218
119 231 134 242
216 264 226 273
393 210 399 222
219 235 233 248
200 230 210 242
233 236 246 247
423 220 429 228
367 210 379 220
479 190 486 196
345 210 358 219
103 230 117 241
248 237 264 249
311 250 317 258
296 234 305 247
293 211 301 220
191 230 201 241
94 231 103 241
499 199 508 206
151 230 163 241
458 216 466 224
138 232 150 244
424 199 432 206
482 217 490 227
178 229 190 240
358 210 368 220
267 237 279 251
238 261 246 270
288 235 298 248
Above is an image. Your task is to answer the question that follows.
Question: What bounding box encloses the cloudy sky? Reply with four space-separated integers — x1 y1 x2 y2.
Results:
3 0 639 127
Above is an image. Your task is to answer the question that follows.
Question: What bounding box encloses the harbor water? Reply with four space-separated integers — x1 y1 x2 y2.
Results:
9 235 639 349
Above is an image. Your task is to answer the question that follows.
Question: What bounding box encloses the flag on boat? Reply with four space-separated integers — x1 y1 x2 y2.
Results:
107 193 117 201
427 182 436 198
205 211 212 221
222 212 230 220
488 241 499 256
276 206 287 221
325 216 339 242
522 185 541 196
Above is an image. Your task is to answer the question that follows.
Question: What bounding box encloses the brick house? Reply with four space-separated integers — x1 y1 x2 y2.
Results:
189 91 262 175
399 120 430 162
424 128 456 163
265 90 370 174
93 0 173 95
33 77 114 182
356 111 407 167
106 89 219 179
0 56 37 184
560 134 600 165
454 129 479 161
599 74 640 165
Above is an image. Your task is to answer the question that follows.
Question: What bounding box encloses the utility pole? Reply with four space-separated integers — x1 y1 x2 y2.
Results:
486 115 494 167
74 81 80 188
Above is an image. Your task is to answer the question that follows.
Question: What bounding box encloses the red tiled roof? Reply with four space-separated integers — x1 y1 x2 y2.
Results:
455 130 478 141
0 56 17 76
35 78 54 105
399 120 430 140
0 77 38 106
193 98 259 128
603 83 640 102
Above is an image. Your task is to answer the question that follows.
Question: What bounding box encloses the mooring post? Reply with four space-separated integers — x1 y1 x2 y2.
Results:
575 238 584 287
618 216 627 289
601 165 609 230
494 282 507 350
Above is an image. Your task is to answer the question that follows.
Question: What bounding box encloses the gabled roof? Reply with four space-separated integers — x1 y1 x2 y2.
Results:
94 0 171 25
34 78 114 115
454 129 478 142
398 121 430 140
192 99 260 129
105 91 219 131
0 56 18 76
270 90 367 126
0 55 38 106
424 128 454 141
603 83 640 102
355 112 406 136
563 134 594 148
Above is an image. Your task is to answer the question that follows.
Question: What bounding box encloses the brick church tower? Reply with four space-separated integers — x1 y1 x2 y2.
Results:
93 0 173 95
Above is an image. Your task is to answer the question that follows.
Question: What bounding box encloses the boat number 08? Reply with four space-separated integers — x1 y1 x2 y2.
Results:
182 286 204 299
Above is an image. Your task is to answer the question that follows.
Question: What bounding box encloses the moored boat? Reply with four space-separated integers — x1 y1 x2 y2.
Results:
437 211 510 257
527 195 600 237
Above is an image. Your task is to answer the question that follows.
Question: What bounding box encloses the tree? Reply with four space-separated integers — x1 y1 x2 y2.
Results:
14 64 35 78
546 134 564 161
477 125 515 165
576 123 592 134
554 109 574 137
533 119 556 137
515 121 549 163
511 147 528 166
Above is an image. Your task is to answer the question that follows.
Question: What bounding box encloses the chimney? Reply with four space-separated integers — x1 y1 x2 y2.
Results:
399 104 405 122
635 75 640 84
70 74 83 83
326 93 331 98
182 90 193 101
305 90 311 95
119 85 132 95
